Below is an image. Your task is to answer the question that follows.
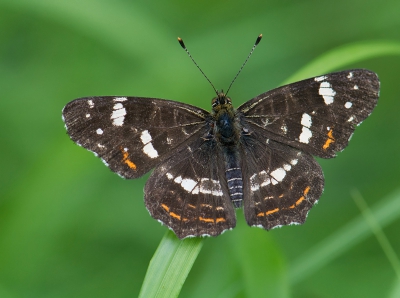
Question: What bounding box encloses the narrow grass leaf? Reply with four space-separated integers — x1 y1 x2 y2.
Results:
227 214 289 298
282 40 400 84
139 230 203 298
352 190 400 281
289 189 400 285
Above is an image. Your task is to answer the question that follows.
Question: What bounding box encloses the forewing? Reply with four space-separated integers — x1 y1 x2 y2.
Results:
240 131 324 229
62 96 209 178
145 136 236 239
239 69 379 158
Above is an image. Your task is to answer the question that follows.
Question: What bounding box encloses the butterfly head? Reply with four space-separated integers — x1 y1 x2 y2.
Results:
212 92 232 112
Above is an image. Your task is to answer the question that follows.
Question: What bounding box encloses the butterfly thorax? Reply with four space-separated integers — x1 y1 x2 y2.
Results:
211 92 244 208
211 93 241 146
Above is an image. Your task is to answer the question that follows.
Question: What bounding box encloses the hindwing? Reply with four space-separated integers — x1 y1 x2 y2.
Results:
240 130 324 229
145 134 236 239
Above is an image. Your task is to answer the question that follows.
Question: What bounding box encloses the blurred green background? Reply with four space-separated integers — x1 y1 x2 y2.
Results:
1 0 400 297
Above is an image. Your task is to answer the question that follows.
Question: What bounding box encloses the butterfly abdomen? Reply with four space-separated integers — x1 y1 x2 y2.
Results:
225 150 244 208
213 104 244 208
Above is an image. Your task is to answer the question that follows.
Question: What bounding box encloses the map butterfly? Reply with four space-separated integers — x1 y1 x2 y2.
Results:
62 35 380 239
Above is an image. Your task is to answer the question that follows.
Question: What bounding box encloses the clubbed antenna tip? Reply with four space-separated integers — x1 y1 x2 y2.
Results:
225 34 263 96
177 36 218 96
177 37 185 49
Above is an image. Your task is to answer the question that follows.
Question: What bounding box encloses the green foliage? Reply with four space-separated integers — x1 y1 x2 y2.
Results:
1 1 400 297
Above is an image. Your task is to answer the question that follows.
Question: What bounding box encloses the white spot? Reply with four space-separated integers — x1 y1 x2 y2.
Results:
86 114 90 118
88 100 94 108
266 139 270 144
141 130 152 144
181 178 197 192
250 173 260 191
271 168 286 185
101 159 109 167
96 128 103 135
143 143 158 158
281 124 288 134
167 137 172 144
299 127 312 144
311 111 316 115
347 116 354 122
250 170 272 191
114 103 123 109
111 103 127 126
114 97 127 102
283 164 291 171
192 178 223 196
166 173 174 180
327 126 330 131
174 176 182 183
345 102 352 109
315 75 327 82
347 72 353 79
319 81 336 105
290 159 298 165
301 113 312 128
354 85 359 90
260 178 271 187
124 147 128 152
97 143 105 149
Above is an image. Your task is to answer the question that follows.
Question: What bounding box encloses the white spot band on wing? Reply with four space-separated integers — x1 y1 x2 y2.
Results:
111 103 127 126
319 81 336 105
141 130 152 144
301 113 312 128
299 126 312 144
143 143 158 158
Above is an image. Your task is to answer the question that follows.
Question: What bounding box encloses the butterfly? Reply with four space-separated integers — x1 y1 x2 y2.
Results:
62 35 379 239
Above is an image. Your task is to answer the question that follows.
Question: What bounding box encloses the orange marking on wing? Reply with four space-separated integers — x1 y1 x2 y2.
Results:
170 212 181 220
304 186 311 195
257 212 265 217
187 204 196 209
216 217 226 223
289 186 310 209
161 204 170 212
199 217 214 223
265 208 279 215
323 129 335 150
290 196 305 209
120 147 137 170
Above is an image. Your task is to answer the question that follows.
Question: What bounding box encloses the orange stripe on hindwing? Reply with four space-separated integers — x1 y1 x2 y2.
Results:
120 147 137 170
323 128 335 150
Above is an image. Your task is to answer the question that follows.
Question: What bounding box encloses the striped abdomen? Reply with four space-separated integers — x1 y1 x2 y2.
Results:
225 155 243 208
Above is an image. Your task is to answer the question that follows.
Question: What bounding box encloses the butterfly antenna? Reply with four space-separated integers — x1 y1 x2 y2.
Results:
225 34 262 96
178 37 219 96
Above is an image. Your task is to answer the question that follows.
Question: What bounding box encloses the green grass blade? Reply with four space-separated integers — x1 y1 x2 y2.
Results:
139 231 203 298
232 225 289 297
389 279 400 298
289 189 400 285
282 40 400 84
351 190 400 281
